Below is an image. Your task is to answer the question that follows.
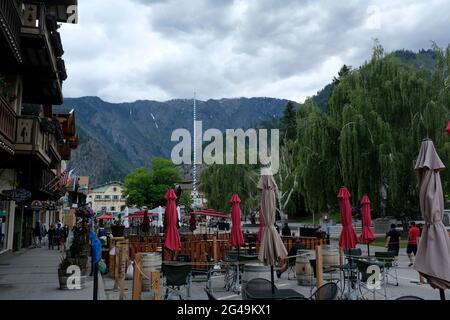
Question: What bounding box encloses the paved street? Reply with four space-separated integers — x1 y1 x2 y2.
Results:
0 248 106 300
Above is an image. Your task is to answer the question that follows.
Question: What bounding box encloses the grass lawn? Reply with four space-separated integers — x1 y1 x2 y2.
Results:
370 236 408 249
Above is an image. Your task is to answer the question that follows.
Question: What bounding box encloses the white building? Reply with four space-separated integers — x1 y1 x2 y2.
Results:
87 182 126 214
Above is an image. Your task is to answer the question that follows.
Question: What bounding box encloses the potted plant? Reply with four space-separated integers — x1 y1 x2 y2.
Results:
67 222 90 274
111 214 125 237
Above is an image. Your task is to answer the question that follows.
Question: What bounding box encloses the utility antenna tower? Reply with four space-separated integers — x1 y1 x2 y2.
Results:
192 92 200 210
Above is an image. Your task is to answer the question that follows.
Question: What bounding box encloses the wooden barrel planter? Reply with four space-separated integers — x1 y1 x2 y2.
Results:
296 252 315 286
58 268 87 290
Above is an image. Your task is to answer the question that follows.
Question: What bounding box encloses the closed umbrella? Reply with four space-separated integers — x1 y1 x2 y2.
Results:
414 139 450 300
359 195 375 255
189 214 197 232
141 210 150 233
230 194 245 248
338 187 357 250
258 172 288 293
164 188 181 252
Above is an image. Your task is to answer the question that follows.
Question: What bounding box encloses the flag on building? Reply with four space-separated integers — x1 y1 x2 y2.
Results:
57 169 70 189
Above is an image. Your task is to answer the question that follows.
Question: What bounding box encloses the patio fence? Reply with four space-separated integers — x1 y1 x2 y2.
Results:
127 234 327 270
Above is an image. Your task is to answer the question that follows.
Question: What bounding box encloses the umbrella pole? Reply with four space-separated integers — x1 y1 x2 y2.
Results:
271 265 275 294
367 243 370 256
439 289 446 300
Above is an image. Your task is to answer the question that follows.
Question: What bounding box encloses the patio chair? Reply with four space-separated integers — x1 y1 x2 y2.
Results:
161 263 192 300
395 296 424 300
308 282 338 300
355 259 385 300
375 251 398 286
344 248 362 267
243 278 277 300
287 255 297 280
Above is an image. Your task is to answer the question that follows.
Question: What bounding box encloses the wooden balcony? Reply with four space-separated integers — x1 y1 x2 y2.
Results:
15 116 51 166
0 94 16 155
0 0 23 67
20 2 64 104
17 166 59 199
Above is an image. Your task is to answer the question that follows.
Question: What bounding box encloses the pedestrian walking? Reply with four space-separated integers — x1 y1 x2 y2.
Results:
407 221 421 267
56 223 65 251
41 224 47 247
63 225 69 250
385 223 401 256
33 221 41 247
48 225 55 250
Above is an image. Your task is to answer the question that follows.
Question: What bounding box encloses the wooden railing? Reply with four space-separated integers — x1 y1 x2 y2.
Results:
128 235 328 270
0 95 16 153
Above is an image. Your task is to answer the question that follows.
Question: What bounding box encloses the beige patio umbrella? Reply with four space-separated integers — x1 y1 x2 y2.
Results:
414 139 450 300
257 171 288 293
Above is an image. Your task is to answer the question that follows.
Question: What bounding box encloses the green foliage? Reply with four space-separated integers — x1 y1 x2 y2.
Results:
281 101 298 141
70 225 89 259
295 42 450 217
123 156 181 207
179 191 192 212
200 163 259 216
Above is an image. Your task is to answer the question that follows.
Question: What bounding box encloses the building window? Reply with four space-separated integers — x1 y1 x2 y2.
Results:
113 187 117 192
110 207 116 211
104 195 111 200
101 206 107 211
113 195 119 200
95 195 101 200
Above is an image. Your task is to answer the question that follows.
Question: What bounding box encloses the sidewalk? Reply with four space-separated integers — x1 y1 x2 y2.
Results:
0 247 106 300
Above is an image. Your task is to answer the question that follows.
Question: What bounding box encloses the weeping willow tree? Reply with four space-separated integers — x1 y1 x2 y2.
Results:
321 42 450 216
296 100 341 221
200 163 259 215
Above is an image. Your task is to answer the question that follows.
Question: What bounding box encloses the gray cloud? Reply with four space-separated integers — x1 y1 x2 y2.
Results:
59 0 450 103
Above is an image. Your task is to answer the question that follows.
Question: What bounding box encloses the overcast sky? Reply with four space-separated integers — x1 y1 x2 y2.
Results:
59 0 450 103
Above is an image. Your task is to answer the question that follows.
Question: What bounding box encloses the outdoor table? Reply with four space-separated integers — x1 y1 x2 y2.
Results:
246 288 305 300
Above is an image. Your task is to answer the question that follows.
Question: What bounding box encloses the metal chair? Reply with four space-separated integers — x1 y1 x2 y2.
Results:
222 251 239 292
375 251 399 286
287 255 297 280
161 263 192 300
308 282 339 300
243 278 277 300
355 259 385 300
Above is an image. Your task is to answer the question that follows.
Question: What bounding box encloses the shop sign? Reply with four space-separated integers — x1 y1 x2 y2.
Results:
1 189 31 203
30 200 43 210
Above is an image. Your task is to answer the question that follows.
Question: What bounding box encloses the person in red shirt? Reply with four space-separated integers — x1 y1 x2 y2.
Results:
407 221 421 267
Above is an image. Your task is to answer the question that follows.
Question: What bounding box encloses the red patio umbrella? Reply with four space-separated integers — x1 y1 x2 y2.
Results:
189 214 197 232
163 188 180 252
96 215 113 220
338 186 357 250
359 195 375 255
229 194 244 247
